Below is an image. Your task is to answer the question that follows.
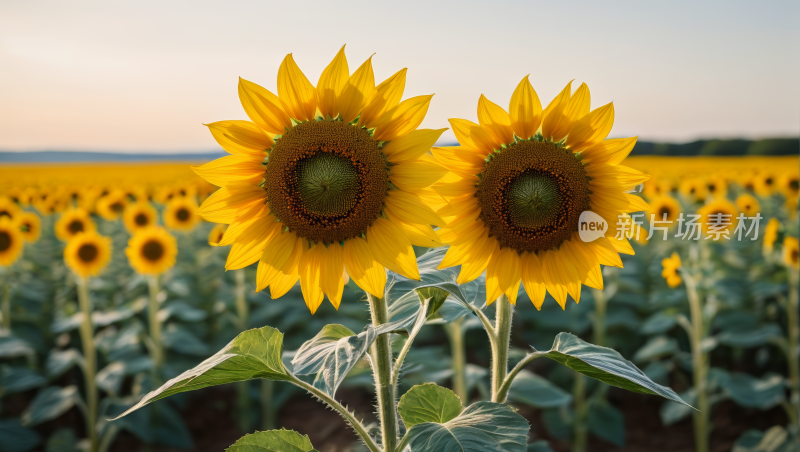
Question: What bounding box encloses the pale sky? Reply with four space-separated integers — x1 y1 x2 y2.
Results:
1 0 798 152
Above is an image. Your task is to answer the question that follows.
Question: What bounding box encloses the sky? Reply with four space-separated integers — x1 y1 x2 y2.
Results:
1 0 798 153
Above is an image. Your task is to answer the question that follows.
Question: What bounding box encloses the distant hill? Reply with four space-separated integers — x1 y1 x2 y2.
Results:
0 151 225 163
629 137 798 156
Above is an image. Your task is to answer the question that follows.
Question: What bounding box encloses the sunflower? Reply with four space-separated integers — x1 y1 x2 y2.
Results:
6 187 31 207
208 224 226 246
697 199 738 237
735 193 760 217
0 217 24 266
125 226 178 276
661 252 682 288
778 171 799 200
164 197 200 231
648 196 681 224
763 218 780 253
55 208 96 242
64 231 112 278
679 179 708 203
431 77 649 308
17 211 41 243
753 172 776 197
123 202 158 233
705 176 728 199
192 47 446 312
32 188 55 215
784 237 799 269
0 196 22 221
95 190 128 221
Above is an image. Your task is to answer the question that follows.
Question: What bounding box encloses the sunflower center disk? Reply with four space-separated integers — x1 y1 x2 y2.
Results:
0 232 11 251
477 140 590 253
142 240 165 261
265 121 388 244
78 244 98 263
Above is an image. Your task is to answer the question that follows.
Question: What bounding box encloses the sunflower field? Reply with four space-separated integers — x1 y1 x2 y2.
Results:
0 50 799 452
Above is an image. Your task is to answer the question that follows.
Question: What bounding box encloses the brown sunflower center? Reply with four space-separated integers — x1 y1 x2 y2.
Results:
176 208 190 222
658 206 671 219
792 249 799 264
68 220 84 234
790 179 799 191
142 239 165 261
78 243 98 263
0 231 11 251
134 213 149 226
477 140 590 253
265 121 388 244
110 202 124 213
0 210 9 218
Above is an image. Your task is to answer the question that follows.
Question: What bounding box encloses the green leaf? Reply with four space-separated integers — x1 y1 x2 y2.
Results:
0 420 41 452
531 333 692 408
717 324 783 348
398 384 463 428
291 324 356 375
403 401 529 452
660 390 696 426
640 312 677 335
724 373 785 410
22 386 78 426
45 428 78 452
162 324 210 356
307 325 380 397
632 336 678 362
0 367 47 395
114 326 290 420
507 370 572 409
732 426 789 452
45 349 83 380
527 440 555 452
0 335 35 359
586 399 625 447
226 429 318 452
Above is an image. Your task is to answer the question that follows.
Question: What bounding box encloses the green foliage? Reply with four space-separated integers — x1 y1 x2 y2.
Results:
398 383 463 427
226 429 318 452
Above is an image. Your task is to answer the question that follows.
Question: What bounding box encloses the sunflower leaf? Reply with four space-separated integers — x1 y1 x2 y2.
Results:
398 383 463 428
530 332 692 409
226 429 318 452
113 326 290 420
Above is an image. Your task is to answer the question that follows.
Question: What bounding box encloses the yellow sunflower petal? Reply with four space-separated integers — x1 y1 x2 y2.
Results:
277 54 317 122
509 75 542 140
541 250 568 309
390 161 447 192
566 102 615 152
430 147 484 180
206 121 273 157
343 236 386 297
256 231 298 292
339 55 376 123
219 203 269 246
448 119 500 155
191 155 265 187
197 185 265 224
225 215 281 270
584 237 623 268
300 243 325 314
269 238 306 299
359 68 407 128
385 190 446 227
238 78 292 135
477 94 514 145
321 244 345 310
367 218 419 280
372 94 434 142
316 45 349 119
521 252 547 310
389 217 442 248
580 137 638 166
382 128 447 164
542 81 590 142
494 247 521 296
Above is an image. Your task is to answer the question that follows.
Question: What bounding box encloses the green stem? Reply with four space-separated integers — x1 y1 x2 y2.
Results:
684 272 709 452
234 269 250 433
591 288 607 348
491 294 513 403
572 372 587 452
496 353 541 403
261 380 276 431
147 276 163 374
444 317 468 403
78 278 98 452
787 267 800 426
391 298 429 389
366 292 398 452
1 282 9 331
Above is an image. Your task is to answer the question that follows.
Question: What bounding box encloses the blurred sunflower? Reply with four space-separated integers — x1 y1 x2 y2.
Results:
679 179 708 203
125 226 177 276
661 252 682 288
0 197 22 221
778 171 799 200
705 176 728 199
784 237 799 269
0 217 24 266
208 224 226 246
648 196 681 224
123 202 158 233
697 199 738 236
193 47 446 313
6 188 31 207
164 197 200 231
96 190 128 221
17 211 41 243
763 218 780 253
64 231 112 278
55 208 96 242
753 172 776 197
32 188 55 215
735 193 760 217
431 77 649 308
738 173 756 192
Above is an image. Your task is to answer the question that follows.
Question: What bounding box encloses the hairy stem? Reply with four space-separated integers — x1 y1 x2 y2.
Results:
367 292 398 452
78 278 98 452
491 294 514 402
290 375 381 452
495 352 542 403
787 267 800 426
444 317 468 403
684 272 708 452
234 269 250 433
572 372 587 452
391 298 429 388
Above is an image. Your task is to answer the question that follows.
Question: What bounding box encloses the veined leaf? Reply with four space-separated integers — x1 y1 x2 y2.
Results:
507 370 572 409
22 386 78 426
292 324 356 375
398 384 463 428
114 326 290 420
226 429 318 452
310 326 379 397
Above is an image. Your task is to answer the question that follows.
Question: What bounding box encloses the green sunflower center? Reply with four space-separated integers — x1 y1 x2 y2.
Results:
477 139 590 253
265 120 388 244
142 239 165 261
0 231 11 252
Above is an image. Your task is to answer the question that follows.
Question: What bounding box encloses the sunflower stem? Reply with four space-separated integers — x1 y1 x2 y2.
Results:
147 276 163 376
491 294 513 403
786 267 800 426
366 292 398 452
261 380 276 431
77 278 98 452
572 372 588 452
234 269 250 433
684 271 709 452
444 317 468 403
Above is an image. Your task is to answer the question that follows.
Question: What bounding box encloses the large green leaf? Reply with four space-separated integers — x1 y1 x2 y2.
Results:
507 370 572 409
291 324 356 375
114 326 290 420
22 386 78 426
226 429 318 452
724 373 785 410
530 333 691 408
398 384 463 428
586 399 625 447
0 420 41 452
403 401 529 452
